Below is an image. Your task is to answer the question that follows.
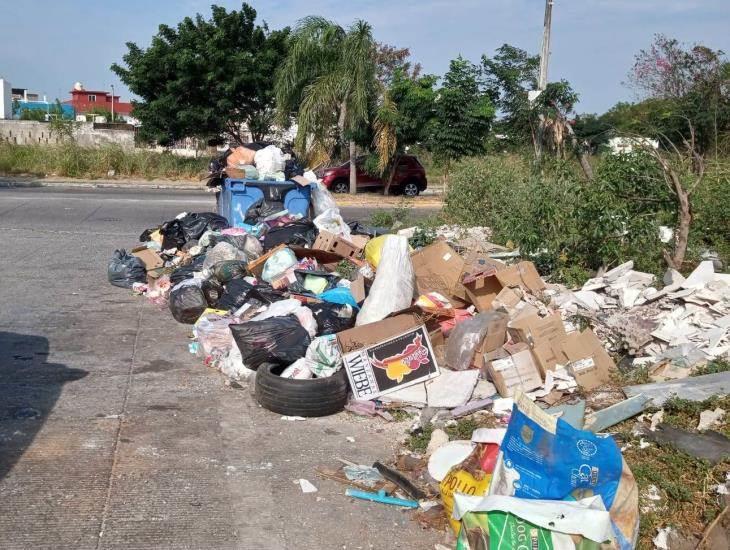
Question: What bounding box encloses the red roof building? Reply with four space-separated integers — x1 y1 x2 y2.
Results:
63 84 133 117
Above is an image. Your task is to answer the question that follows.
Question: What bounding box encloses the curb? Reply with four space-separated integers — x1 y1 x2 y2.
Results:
0 179 207 191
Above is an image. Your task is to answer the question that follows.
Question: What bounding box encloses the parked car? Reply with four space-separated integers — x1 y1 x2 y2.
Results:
318 155 427 196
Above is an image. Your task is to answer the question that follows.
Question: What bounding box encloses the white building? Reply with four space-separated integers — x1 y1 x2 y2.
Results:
608 136 659 154
0 78 12 120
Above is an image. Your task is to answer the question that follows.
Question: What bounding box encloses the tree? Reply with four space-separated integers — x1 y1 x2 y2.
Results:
112 3 289 145
275 17 378 194
626 34 730 156
430 57 495 186
376 70 437 193
374 43 422 85
482 44 539 147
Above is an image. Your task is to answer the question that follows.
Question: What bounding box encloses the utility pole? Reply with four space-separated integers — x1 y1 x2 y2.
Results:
111 84 115 122
538 0 553 91
535 0 554 159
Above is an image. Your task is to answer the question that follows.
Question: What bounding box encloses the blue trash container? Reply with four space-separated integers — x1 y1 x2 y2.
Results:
218 179 312 227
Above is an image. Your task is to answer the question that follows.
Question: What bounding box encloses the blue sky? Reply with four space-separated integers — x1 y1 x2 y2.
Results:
2 0 728 114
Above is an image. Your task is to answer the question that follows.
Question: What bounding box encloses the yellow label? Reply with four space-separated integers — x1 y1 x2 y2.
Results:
440 469 492 534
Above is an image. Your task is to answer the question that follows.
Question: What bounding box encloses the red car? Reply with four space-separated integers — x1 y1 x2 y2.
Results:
318 155 427 196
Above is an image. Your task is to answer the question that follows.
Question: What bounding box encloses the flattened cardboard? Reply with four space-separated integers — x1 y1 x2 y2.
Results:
411 241 468 306
349 273 367 304
561 329 614 390
532 339 570 377
336 313 421 354
343 325 440 400
486 342 543 397
132 247 165 278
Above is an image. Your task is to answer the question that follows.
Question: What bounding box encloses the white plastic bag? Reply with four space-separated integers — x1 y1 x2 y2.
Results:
261 248 297 283
356 235 415 326
220 346 256 380
281 358 315 379
313 208 352 241
311 181 338 217
254 145 285 177
305 335 343 377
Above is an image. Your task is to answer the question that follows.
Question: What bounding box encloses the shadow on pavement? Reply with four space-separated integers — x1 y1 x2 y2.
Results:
0 331 88 480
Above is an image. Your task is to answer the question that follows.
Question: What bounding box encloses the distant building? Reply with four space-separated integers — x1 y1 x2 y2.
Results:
11 88 41 102
63 82 133 119
608 137 659 154
0 78 11 119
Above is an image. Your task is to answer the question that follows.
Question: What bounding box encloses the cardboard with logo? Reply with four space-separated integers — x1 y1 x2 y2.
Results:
342 325 440 400
411 241 469 306
463 261 545 312
485 342 542 397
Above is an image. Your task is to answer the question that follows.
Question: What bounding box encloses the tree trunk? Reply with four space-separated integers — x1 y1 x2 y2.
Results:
349 140 357 195
578 151 594 180
383 153 401 196
665 188 691 270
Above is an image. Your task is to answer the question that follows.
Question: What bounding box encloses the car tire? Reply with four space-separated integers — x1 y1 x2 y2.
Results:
332 180 349 193
255 362 350 417
403 181 420 197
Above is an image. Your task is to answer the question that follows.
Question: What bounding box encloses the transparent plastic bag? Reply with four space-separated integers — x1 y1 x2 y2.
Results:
444 313 503 371
356 236 415 326
311 180 338 217
261 248 297 283
313 208 352 240
202 242 247 270
305 335 343 378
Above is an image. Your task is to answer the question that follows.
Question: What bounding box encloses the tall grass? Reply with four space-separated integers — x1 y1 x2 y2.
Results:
0 143 209 180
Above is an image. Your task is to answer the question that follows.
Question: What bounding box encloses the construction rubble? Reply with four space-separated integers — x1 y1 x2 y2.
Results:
106 149 729 549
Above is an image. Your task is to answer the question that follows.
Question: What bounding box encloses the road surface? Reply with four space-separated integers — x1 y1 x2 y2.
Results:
0 187 443 549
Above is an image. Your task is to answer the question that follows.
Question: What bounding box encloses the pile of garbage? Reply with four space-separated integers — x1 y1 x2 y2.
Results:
107 155 729 549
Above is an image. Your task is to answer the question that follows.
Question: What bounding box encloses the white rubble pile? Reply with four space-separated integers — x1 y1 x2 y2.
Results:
554 260 730 371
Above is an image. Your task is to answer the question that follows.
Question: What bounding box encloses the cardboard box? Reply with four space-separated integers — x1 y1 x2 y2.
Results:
486 342 543 397
508 313 566 347
561 329 614 390
531 339 570 377
349 234 370 250
313 230 363 259
132 246 165 278
336 313 422 354
472 313 509 370
429 328 447 366
350 273 367 304
411 241 469 306
342 325 440 400
464 261 545 311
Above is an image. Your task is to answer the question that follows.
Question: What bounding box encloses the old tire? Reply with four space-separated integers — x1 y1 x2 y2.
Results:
255 362 349 417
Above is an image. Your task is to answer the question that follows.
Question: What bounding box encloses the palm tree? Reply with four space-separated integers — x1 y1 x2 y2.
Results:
275 17 379 194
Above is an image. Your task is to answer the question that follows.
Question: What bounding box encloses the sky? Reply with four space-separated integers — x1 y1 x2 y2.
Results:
2 0 728 114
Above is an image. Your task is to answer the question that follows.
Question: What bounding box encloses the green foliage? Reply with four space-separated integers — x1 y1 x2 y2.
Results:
388 70 437 147
19 108 47 121
112 3 289 144
275 16 376 167
408 227 436 249
692 359 730 377
443 152 730 283
0 143 207 180
431 57 495 164
406 424 433 453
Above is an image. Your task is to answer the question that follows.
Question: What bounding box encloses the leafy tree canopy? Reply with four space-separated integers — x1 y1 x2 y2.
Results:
112 3 289 145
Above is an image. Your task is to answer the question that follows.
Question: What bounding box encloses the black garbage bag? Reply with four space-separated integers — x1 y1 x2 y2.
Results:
108 249 147 289
288 270 340 295
347 221 389 237
160 218 186 250
201 279 224 308
217 278 256 311
305 302 357 335
229 315 311 370
169 255 206 286
180 212 229 242
209 260 248 284
262 220 317 251
169 280 207 324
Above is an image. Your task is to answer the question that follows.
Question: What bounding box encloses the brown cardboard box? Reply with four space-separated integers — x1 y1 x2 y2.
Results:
350 273 367 304
336 313 422 354
561 329 614 390
508 313 566 347
132 247 165 278
313 230 363 259
464 261 545 312
473 313 509 370
532 339 570 377
486 342 543 397
429 328 446 366
411 241 469 306
349 234 370 250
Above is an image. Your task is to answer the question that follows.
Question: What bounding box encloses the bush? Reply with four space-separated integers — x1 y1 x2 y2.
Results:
443 151 729 283
0 142 208 180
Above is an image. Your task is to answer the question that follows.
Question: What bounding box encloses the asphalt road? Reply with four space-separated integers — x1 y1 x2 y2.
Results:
0 187 444 549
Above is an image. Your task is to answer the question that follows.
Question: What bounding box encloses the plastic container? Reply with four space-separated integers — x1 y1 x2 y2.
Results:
218 178 312 227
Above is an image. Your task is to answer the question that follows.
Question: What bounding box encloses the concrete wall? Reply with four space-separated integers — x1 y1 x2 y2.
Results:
0 79 11 120
0 120 135 149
